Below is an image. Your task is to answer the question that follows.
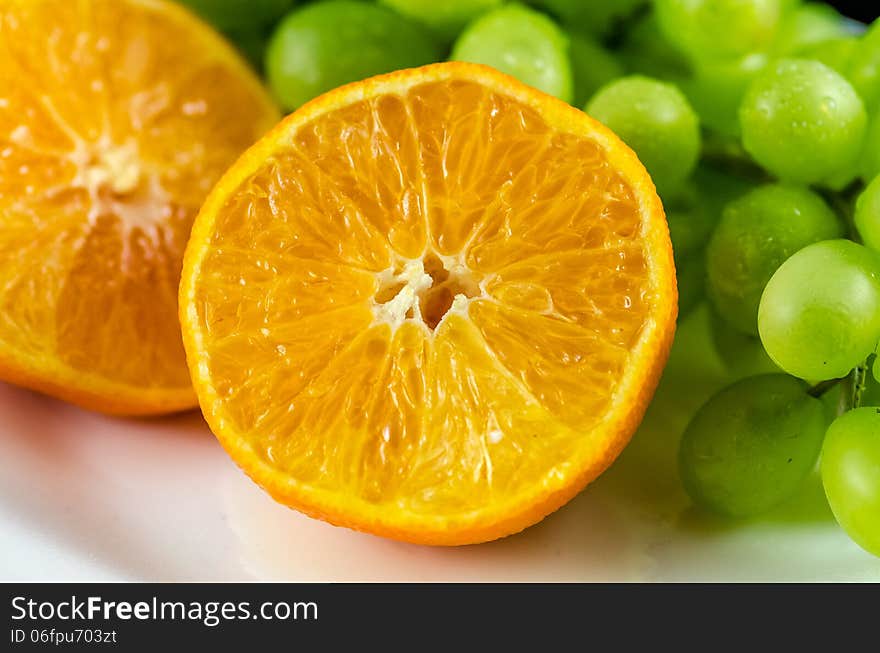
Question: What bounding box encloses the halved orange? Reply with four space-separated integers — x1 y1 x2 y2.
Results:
0 0 279 414
181 62 677 545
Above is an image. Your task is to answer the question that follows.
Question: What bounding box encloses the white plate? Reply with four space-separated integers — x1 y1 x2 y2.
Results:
1 306 878 582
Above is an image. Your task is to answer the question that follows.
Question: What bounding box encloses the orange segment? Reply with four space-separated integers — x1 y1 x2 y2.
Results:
0 0 279 414
181 63 676 544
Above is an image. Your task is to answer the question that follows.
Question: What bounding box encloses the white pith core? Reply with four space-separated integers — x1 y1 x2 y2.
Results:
370 252 488 333
9 104 169 255
66 136 170 268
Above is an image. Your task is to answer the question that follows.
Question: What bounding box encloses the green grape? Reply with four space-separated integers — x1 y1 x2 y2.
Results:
617 13 691 83
378 0 503 40
798 36 859 75
675 250 706 319
771 3 849 55
821 407 880 557
861 112 880 182
683 53 768 137
710 310 780 378
679 374 826 517
265 1 440 109
707 184 843 336
532 0 647 37
846 19 880 113
855 174 880 252
795 23 878 113
758 240 880 380
568 32 623 109
586 76 700 195
451 4 573 102
177 0 295 31
654 0 784 61
740 59 867 184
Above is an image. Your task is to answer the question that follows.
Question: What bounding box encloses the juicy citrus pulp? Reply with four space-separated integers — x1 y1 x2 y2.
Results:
0 0 279 414
181 63 676 544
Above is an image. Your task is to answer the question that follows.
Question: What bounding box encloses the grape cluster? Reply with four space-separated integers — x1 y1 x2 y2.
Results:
177 0 880 559
645 0 880 558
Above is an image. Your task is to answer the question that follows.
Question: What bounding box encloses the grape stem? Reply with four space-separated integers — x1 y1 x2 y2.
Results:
850 363 869 411
807 360 869 414
807 378 843 398
825 360 870 415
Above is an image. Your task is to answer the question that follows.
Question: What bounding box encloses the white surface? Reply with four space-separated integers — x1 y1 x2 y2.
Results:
1 307 878 582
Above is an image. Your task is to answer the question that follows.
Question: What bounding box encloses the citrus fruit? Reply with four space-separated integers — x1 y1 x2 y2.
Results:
180 63 677 545
0 0 279 414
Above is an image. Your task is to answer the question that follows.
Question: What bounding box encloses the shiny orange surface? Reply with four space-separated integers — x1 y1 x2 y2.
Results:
0 0 278 414
182 63 677 544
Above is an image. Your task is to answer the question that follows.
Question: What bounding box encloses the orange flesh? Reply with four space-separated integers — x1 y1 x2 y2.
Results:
185 67 675 537
0 0 278 413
